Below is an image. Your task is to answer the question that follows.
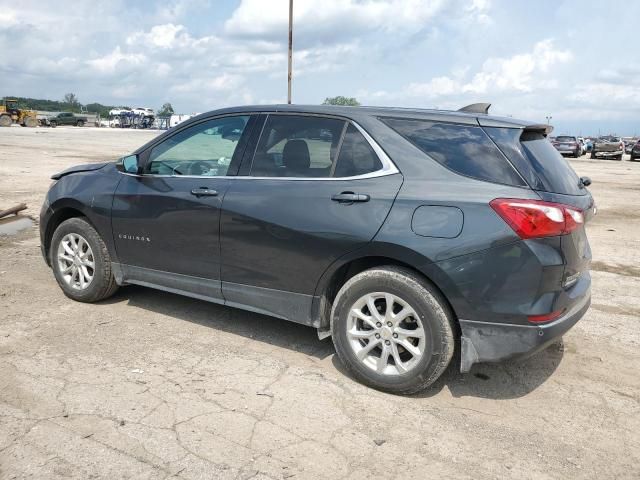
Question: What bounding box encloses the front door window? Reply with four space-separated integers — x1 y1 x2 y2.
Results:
148 115 249 177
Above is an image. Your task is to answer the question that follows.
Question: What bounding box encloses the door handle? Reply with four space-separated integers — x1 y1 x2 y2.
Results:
331 192 370 203
191 187 218 197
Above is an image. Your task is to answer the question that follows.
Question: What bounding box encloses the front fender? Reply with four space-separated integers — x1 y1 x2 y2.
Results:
42 166 122 264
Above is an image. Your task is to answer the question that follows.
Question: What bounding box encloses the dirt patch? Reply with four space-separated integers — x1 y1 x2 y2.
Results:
590 260 640 278
591 303 640 317
594 207 640 222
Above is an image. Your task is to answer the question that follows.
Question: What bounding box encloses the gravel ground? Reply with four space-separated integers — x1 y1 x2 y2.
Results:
0 126 639 479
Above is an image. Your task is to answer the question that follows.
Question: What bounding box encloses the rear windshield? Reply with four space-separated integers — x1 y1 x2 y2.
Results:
556 136 575 142
486 128 584 196
380 117 526 187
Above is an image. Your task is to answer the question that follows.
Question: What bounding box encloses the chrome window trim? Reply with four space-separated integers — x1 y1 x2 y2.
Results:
118 115 401 181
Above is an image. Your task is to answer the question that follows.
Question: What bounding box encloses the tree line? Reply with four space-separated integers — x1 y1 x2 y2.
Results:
4 94 176 118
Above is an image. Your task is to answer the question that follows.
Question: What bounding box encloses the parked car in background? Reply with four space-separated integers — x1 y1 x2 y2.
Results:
44 112 88 127
552 135 582 157
109 108 131 116
630 139 640 161
623 138 637 155
39 104 594 394
591 136 624 160
132 107 155 117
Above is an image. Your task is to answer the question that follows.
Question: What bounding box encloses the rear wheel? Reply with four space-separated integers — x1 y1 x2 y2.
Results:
590 151 596 159
573 149 580 158
616 154 623 161
49 217 118 303
331 266 455 394
0 115 11 127
76 120 84 127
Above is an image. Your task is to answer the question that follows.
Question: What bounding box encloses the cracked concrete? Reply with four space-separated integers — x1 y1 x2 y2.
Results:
1 127 639 479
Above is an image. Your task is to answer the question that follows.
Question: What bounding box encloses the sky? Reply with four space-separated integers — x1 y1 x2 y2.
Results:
1 0 638 136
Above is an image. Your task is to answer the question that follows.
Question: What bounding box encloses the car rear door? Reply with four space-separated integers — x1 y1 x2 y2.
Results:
111 114 255 301
219 113 403 325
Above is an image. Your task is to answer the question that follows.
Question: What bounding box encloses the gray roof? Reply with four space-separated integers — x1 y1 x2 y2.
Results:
192 103 541 130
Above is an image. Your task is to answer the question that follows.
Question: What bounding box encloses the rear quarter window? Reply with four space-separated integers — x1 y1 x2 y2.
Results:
380 117 526 187
485 128 584 196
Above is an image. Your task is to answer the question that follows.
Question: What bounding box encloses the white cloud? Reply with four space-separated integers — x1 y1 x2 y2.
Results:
365 39 573 103
225 0 452 42
86 47 147 73
1 0 638 133
463 39 572 94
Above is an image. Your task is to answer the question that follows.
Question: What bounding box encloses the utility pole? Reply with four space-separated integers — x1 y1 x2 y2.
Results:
287 0 293 104
545 115 552 125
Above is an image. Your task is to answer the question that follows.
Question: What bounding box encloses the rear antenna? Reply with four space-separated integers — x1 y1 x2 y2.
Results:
458 103 491 114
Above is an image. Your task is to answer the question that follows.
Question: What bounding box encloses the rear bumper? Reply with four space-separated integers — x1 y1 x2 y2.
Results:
458 288 590 372
592 150 623 157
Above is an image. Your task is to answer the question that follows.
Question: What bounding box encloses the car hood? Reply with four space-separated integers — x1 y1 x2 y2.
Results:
51 162 110 180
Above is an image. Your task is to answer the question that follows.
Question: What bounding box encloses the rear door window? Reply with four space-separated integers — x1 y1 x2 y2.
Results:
250 115 346 178
380 117 526 186
485 127 584 196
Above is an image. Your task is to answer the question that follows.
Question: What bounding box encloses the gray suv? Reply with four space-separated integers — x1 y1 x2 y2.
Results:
40 103 594 394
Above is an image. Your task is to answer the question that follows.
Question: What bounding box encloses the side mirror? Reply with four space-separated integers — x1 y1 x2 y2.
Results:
117 154 143 175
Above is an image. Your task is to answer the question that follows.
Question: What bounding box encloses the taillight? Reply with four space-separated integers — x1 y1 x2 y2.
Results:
490 198 584 239
528 309 564 323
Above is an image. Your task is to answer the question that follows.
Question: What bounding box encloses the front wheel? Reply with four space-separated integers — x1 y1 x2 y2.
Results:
590 151 596 159
331 266 455 394
49 121 57 128
49 217 119 302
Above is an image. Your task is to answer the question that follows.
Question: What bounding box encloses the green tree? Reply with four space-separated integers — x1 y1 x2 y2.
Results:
158 102 175 116
63 93 80 110
322 96 360 106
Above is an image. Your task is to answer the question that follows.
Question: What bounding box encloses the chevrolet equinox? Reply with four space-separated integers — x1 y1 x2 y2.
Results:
40 103 594 394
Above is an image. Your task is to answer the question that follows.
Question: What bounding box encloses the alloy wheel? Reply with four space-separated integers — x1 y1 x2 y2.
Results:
346 292 426 375
57 233 95 290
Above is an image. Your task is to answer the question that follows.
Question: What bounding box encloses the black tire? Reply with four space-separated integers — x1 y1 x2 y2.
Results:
616 154 623 161
573 149 580 158
49 120 57 128
331 266 455 394
590 151 596 159
49 217 119 303
76 120 84 127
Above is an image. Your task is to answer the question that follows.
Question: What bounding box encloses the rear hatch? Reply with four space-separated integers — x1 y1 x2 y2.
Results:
484 126 594 286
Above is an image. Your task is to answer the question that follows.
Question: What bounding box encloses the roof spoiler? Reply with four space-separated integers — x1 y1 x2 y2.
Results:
458 103 491 114
524 123 554 135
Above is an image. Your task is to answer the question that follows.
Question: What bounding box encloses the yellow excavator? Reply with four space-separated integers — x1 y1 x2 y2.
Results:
0 98 38 127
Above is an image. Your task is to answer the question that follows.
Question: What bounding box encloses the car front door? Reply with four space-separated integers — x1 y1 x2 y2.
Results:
111 114 254 301
219 114 403 325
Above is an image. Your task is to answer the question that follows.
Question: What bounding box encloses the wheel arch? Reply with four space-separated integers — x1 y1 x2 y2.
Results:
43 200 102 265
312 244 462 336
